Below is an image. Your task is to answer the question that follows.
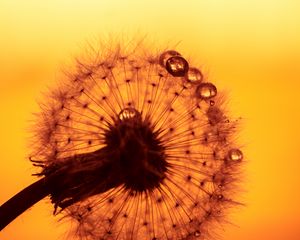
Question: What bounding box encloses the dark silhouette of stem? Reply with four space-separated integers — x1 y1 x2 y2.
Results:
0 150 119 231
0 177 51 231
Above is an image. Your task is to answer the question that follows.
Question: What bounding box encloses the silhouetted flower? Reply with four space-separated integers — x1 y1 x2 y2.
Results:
30 39 243 240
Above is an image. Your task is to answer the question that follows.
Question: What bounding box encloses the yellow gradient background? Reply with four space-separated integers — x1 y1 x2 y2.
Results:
0 0 300 239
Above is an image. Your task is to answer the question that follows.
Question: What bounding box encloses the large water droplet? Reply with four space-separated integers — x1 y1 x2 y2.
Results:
228 148 243 161
118 107 141 121
166 56 189 77
185 67 203 85
159 50 181 67
196 82 217 100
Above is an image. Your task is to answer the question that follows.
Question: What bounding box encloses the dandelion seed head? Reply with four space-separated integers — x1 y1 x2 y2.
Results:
30 38 243 240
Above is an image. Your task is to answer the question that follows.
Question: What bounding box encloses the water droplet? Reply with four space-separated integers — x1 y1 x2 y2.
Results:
194 230 201 237
209 100 215 106
185 67 203 85
228 148 243 161
166 56 189 77
118 107 141 121
159 50 181 67
196 82 217 100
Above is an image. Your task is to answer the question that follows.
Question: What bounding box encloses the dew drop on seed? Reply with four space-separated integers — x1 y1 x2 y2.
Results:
228 148 243 161
159 50 181 67
166 56 189 77
194 230 201 237
185 67 203 85
118 107 141 121
196 82 217 100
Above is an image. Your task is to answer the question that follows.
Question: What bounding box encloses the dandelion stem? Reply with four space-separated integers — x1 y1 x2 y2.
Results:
0 177 51 231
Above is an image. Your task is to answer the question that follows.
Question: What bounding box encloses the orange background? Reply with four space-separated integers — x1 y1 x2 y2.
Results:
0 0 300 239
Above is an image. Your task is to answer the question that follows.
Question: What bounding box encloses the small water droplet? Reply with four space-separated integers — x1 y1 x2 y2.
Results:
194 230 201 237
118 107 141 121
186 67 203 85
166 56 189 77
159 50 181 67
228 148 243 161
196 82 217 100
210 100 215 106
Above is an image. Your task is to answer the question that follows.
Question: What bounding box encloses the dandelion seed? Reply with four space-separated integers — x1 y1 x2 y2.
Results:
0 38 244 240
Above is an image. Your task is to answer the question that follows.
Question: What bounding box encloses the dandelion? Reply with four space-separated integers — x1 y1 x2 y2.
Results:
0 39 243 240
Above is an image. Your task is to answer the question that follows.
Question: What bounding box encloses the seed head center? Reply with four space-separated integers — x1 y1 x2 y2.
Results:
104 107 167 192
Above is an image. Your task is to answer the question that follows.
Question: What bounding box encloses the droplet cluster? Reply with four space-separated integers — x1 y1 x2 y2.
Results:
30 40 243 240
